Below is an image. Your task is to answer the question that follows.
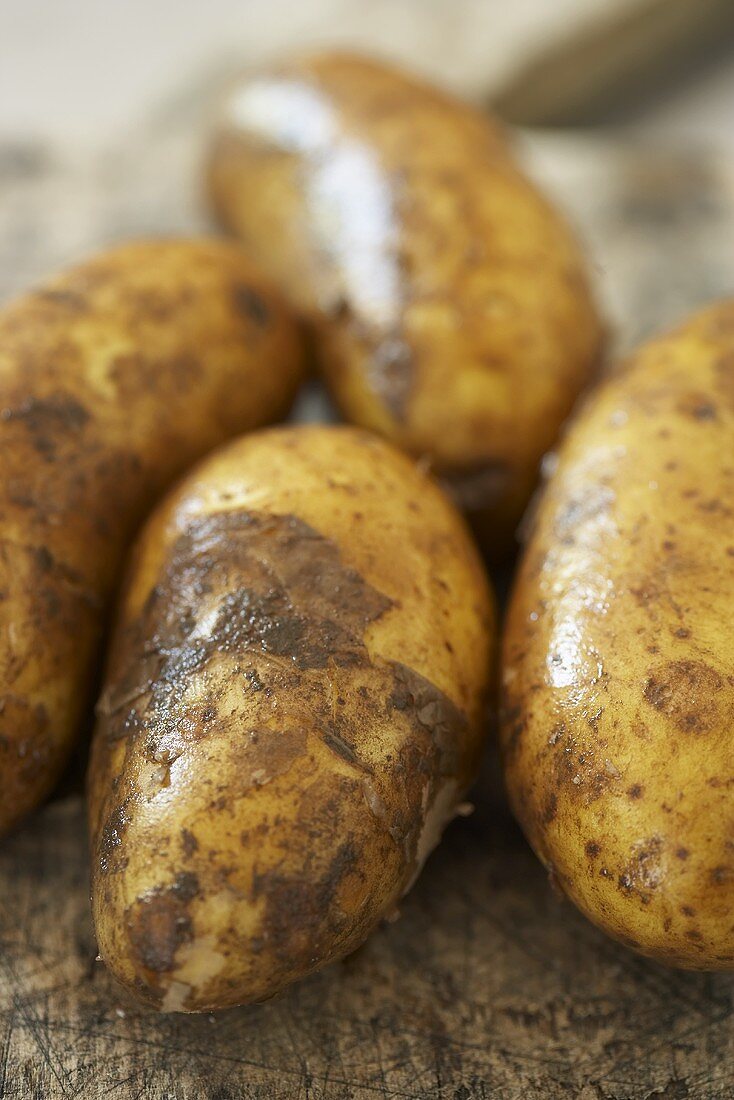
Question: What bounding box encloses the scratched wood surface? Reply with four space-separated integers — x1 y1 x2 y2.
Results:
2 77 734 1100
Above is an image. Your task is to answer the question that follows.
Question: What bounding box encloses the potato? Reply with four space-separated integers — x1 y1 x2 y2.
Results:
88 425 494 1011
501 301 734 968
0 239 303 837
207 51 603 552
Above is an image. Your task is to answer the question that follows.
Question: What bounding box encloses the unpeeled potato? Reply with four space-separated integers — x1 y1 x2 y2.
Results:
88 425 494 1010
0 239 303 836
501 301 734 968
207 51 604 552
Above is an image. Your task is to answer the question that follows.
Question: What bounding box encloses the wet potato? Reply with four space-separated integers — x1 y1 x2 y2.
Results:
88 426 494 1011
207 51 604 553
501 302 734 968
0 239 304 836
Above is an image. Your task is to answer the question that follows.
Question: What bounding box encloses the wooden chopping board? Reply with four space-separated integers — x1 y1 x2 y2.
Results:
2 71 734 1100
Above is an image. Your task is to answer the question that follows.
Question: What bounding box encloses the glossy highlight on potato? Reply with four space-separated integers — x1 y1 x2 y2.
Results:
88 425 494 1011
0 239 304 836
207 51 604 552
501 301 734 968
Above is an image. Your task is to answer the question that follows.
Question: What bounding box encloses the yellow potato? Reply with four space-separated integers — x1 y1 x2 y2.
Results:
207 51 603 552
501 301 734 967
0 239 304 836
88 425 494 1011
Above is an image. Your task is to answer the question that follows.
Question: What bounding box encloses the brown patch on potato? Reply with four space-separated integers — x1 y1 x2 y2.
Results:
180 828 199 857
99 799 132 875
225 725 310 795
173 511 393 671
643 660 725 733
710 865 734 885
96 505 470 872
125 872 200 976
232 283 271 328
99 503 464 827
252 834 361 965
546 732 616 807
617 836 664 901
387 662 466 776
0 696 52 783
1 393 90 461
99 511 395 764
677 393 718 421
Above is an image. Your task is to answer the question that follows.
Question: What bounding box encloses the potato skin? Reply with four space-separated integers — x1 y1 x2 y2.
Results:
501 301 734 968
88 425 494 1011
0 239 303 837
207 51 603 552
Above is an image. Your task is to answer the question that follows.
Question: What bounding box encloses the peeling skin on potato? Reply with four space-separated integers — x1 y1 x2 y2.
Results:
88 425 494 1011
500 300 734 969
206 50 604 554
0 239 304 837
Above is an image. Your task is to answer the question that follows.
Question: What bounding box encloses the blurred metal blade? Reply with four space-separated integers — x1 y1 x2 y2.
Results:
493 0 734 126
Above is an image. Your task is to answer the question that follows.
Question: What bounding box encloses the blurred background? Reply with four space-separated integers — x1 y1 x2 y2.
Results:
2 0 734 144
2 0 734 349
